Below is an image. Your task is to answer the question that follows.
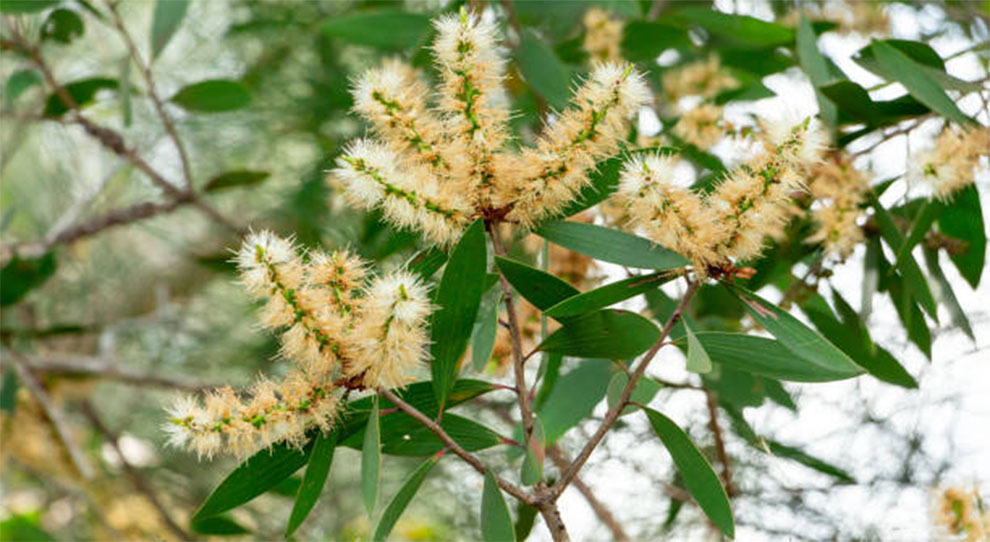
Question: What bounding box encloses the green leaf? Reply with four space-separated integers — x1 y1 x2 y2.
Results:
119 54 132 126
190 515 250 536
924 247 975 341
514 502 538 541
538 309 661 359
938 185 985 288
406 247 449 280
5 69 41 106
193 440 314 520
482 470 516 542
538 359 611 442
870 40 972 126
544 271 679 319
494 256 579 311
204 170 270 192
867 191 938 320
521 416 545 486
170 80 250 113
322 10 431 51
43 77 117 117
151 0 189 59
727 285 864 378
855 39 981 92
621 21 691 62
643 408 734 538
372 456 439 542
343 413 502 457
683 321 713 374
0 514 54 542
893 199 943 270
41 8 84 44
675 7 793 48
285 430 337 537
876 246 932 358
0 0 58 13
430 220 486 409
0 370 18 413
471 288 500 372
516 29 570 110
1 252 56 307
606 371 662 416
362 396 382 515
347 379 495 420
536 221 689 270
796 14 837 135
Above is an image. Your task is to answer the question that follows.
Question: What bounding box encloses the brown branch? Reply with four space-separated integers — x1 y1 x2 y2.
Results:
80 401 192 541
547 445 630 542
548 279 700 501
1 354 217 392
4 26 241 235
5 349 94 480
486 223 536 443
106 1 195 191
704 388 735 498
377 388 534 506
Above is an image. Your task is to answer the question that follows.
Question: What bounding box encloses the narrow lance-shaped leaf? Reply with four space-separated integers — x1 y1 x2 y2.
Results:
285 430 338 537
870 40 973 126
726 284 863 377
151 0 189 58
521 416 545 486
362 396 382 516
537 221 688 270
193 440 314 520
867 191 938 321
643 408 735 538
606 371 662 416
471 288 500 372
544 271 680 319
796 14 837 135
516 29 570 110
171 80 250 113
481 470 516 542
923 247 975 341
430 219 486 409
684 321 713 374
494 256 579 312
372 456 439 542
538 309 661 360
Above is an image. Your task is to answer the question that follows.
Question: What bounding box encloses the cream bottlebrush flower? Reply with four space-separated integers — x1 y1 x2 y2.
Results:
432 11 509 201
165 374 340 460
351 58 451 177
618 153 725 266
583 8 623 63
347 271 432 390
500 62 651 227
236 233 353 376
806 154 869 260
934 486 990 542
673 103 730 150
662 55 738 102
912 126 989 200
332 139 472 246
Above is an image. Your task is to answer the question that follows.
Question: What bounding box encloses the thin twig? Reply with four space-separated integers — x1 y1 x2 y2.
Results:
106 1 195 191
378 388 534 505
704 388 735 497
6 349 94 480
548 279 700 501
80 401 192 541
1 353 217 392
487 223 536 443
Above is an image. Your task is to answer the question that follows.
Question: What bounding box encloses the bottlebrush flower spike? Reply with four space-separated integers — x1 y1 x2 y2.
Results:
499 62 651 227
346 271 432 390
911 126 988 200
331 10 648 241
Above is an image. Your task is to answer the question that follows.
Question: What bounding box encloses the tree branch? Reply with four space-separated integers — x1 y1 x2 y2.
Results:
377 388 534 505
548 279 700 501
547 445 629 542
1 353 217 392
704 388 735 497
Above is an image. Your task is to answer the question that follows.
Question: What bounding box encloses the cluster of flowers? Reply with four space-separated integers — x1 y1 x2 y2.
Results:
617 118 827 268
165 232 431 459
330 10 651 240
806 153 870 260
913 126 988 200
583 7 624 63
